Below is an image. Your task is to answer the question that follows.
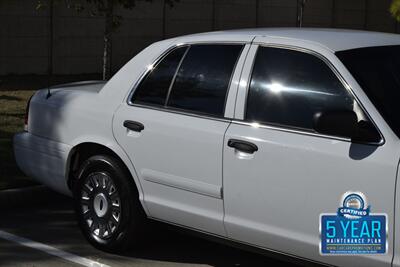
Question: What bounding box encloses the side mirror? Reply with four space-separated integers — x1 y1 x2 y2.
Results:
313 110 381 144
352 120 382 144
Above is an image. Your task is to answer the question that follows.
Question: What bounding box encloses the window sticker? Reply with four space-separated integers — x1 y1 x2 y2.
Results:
320 192 387 255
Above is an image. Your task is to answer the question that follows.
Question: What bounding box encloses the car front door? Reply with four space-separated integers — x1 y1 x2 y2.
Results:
223 42 397 267
114 43 248 236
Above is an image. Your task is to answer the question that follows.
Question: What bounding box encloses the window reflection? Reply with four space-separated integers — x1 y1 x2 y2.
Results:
262 82 336 97
246 47 365 131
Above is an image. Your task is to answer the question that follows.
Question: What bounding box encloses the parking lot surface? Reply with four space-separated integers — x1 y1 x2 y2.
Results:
0 187 298 267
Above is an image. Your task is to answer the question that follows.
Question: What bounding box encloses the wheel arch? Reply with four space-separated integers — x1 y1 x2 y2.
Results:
66 140 148 214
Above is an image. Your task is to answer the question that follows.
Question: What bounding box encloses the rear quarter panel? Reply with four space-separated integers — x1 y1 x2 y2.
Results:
27 38 178 204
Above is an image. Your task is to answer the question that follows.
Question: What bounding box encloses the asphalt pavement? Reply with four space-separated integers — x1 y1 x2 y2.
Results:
0 186 298 267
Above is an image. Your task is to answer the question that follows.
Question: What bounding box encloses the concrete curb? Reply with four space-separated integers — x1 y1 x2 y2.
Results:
0 185 62 210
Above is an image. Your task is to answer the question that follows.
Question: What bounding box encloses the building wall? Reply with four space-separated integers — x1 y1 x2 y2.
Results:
0 1 50 75
0 0 398 75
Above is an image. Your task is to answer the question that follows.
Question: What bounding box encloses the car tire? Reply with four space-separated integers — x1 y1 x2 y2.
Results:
73 154 146 252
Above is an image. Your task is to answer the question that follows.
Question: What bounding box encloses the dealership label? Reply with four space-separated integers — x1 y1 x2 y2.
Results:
320 192 387 255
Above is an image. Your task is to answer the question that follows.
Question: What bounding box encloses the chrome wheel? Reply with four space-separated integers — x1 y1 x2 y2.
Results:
80 172 121 240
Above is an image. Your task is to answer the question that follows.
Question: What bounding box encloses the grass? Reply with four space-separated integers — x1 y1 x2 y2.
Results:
0 90 36 190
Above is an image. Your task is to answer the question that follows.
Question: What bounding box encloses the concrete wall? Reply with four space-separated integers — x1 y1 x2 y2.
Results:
0 0 398 75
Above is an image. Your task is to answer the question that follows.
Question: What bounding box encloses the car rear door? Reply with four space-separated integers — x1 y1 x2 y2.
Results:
113 43 249 236
223 40 397 267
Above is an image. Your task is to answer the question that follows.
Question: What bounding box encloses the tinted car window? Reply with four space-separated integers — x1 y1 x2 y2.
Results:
167 44 243 117
246 47 358 132
337 45 400 138
132 46 187 106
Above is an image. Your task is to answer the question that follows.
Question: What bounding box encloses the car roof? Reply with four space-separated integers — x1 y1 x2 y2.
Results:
183 28 400 52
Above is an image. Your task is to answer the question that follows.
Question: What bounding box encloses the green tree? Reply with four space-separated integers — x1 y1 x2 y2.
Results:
38 0 178 80
391 0 400 22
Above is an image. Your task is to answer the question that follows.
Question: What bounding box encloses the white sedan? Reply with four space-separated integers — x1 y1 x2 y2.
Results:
14 28 400 267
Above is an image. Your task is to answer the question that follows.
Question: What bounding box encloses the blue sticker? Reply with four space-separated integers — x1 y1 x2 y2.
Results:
320 192 387 255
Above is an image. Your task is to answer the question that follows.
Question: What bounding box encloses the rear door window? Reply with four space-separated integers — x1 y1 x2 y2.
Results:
132 46 188 106
167 44 243 117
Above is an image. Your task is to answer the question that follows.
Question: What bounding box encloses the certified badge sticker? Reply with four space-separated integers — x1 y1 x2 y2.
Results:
320 192 387 255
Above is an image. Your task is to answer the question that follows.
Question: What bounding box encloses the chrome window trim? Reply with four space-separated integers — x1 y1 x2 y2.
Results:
241 43 385 146
127 41 248 119
232 119 353 143
128 103 232 123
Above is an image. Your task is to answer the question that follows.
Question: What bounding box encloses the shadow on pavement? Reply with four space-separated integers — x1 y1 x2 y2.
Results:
0 187 298 267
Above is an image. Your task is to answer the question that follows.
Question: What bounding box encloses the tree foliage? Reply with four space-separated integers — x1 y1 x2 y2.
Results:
391 0 400 22
37 0 178 80
37 0 177 29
